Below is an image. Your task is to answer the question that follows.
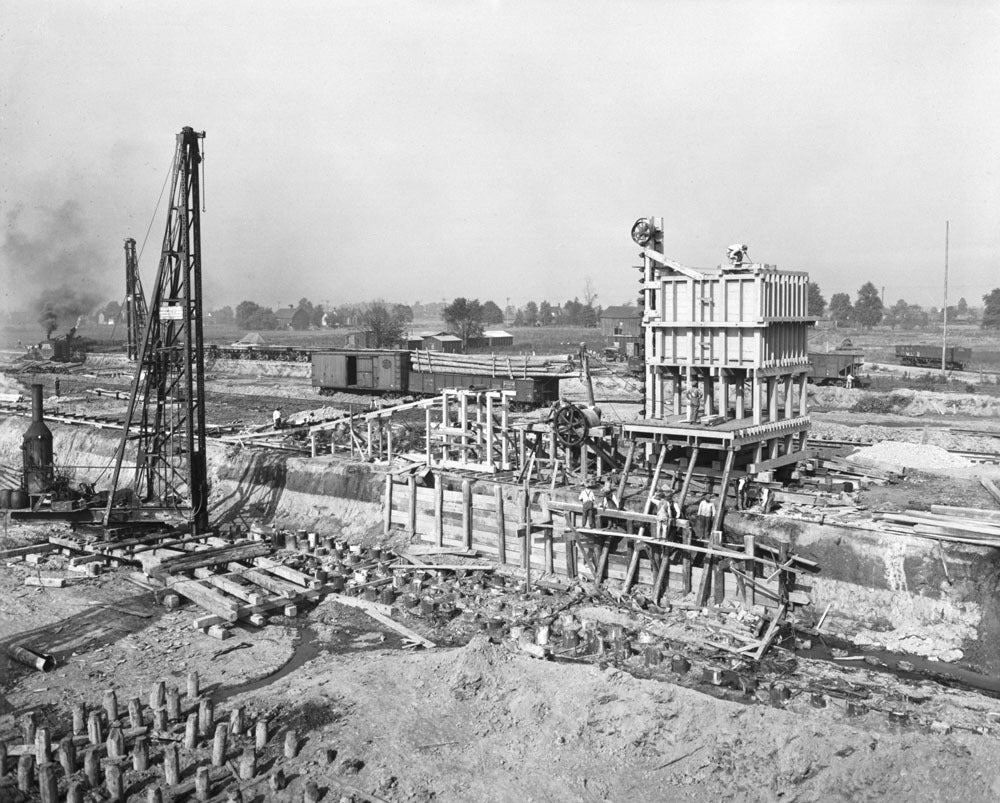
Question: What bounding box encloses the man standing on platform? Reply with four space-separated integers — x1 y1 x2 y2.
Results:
579 482 597 528
655 490 680 541
694 493 716 541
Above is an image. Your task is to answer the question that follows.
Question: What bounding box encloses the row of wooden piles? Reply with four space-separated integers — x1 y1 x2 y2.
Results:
0 673 320 802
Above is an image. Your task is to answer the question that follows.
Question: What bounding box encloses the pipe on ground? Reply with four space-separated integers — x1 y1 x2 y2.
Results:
3 644 55 672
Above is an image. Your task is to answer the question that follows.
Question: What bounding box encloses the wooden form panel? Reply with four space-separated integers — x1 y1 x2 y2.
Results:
648 323 808 369
652 269 809 327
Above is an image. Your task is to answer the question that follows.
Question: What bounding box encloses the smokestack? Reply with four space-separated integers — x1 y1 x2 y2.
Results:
22 383 54 494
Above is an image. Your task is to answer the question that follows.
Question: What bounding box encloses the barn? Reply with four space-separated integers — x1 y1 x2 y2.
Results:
599 305 643 358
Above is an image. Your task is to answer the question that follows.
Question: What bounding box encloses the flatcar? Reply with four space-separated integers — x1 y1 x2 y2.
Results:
310 349 560 407
893 344 971 371
207 344 314 362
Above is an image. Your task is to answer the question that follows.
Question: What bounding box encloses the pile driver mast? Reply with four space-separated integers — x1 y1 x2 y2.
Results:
123 237 149 361
105 127 209 534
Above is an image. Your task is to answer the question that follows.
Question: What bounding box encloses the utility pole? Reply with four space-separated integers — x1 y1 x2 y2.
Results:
942 221 949 377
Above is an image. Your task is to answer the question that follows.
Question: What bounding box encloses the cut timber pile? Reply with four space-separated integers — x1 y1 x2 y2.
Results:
876 507 1000 547
410 350 572 377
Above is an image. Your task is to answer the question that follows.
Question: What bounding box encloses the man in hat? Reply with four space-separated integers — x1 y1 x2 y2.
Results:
655 490 680 541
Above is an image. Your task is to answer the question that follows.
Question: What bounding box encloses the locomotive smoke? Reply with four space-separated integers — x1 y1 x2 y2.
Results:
2 200 109 336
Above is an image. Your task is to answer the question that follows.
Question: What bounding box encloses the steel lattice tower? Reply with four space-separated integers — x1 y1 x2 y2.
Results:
105 127 209 533
123 237 149 361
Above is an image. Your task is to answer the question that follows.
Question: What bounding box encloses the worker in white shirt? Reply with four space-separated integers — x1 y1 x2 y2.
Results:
579 482 597 528
694 493 716 541
272 408 283 430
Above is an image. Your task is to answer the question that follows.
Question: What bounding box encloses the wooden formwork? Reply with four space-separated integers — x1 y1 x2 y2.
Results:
384 474 812 609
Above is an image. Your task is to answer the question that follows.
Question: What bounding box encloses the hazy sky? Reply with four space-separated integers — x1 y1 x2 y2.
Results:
2 0 998 316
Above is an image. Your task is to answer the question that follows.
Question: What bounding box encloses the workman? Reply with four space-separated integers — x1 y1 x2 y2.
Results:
845 374 855 390
736 476 749 510
579 482 597 528
694 493 716 541
272 408 283 429
655 491 680 541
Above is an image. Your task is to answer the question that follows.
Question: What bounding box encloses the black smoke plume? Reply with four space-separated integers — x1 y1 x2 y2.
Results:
2 200 109 336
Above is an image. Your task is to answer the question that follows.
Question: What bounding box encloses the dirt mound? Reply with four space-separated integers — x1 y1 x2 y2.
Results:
447 635 512 700
848 441 972 471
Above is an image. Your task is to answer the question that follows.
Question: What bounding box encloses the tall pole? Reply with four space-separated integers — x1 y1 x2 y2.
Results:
941 221 949 377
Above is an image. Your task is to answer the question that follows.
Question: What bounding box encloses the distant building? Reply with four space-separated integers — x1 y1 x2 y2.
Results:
467 329 514 349
345 330 376 348
275 306 310 330
422 333 463 353
599 305 643 358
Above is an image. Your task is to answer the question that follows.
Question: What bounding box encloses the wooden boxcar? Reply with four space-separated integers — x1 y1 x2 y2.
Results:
893 345 972 371
808 351 865 386
312 350 410 393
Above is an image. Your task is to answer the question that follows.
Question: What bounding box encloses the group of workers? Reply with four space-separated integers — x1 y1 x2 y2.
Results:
578 478 726 544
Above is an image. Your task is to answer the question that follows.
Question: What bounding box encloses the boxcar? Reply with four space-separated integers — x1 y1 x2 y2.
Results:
311 350 410 393
808 351 865 386
893 345 972 371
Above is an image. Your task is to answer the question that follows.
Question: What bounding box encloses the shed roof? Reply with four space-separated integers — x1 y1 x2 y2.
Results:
429 334 463 342
483 330 513 338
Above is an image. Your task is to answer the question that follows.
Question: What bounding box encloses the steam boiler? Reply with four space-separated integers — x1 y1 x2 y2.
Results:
22 383 54 495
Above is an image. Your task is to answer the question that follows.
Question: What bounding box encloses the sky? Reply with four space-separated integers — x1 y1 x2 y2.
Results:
2 0 998 321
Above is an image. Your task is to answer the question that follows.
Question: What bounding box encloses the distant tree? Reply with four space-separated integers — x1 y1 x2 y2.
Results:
583 276 598 309
886 299 928 330
807 282 827 317
854 282 884 328
391 304 414 324
563 298 583 325
443 297 485 346
579 302 598 328
957 297 969 316
481 300 504 326
524 301 538 327
212 305 234 325
828 293 853 327
310 304 325 328
360 301 408 347
235 301 262 329
982 288 1000 329
293 298 314 330
538 301 553 325
513 309 526 327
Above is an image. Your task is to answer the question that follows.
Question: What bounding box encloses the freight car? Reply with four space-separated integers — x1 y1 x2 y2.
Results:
807 351 865 386
311 349 560 407
206 343 314 361
893 344 971 371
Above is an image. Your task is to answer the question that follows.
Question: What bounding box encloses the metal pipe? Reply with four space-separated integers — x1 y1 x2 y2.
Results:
4 644 56 672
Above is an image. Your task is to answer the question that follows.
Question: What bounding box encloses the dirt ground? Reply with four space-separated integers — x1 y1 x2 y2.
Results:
4 351 1000 801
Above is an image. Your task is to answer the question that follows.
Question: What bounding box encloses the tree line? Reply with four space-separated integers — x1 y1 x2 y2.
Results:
808 281 1000 330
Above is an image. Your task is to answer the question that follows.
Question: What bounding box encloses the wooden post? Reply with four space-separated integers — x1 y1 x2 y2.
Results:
128 697 143 729
87 711 103 746
744 534 756 606
255 718 269 750
73 702 87 735
34 727 51 764
165 687 180 722
149 680 165 712
778 542 790 606
461 479 472 550
283 729 298 759
238 747 257 780
434 478 444 547
186 671 200 699
386 419 393 463
383 475 393 535
83 747 101 787
495 484 506 564
195 765 211 801
22 712 37 745
425 406 432 464
132 736 149 772
712 530 726 605
184 714 198 749
407 474 417 535
198 699 214 736
678 446 700 510
106 761 123 801
163 743 180 785
616 440 637 503
682 525 692 593
17 754 33 793
212 724 229 767
38 762 58 803
58 736 76 775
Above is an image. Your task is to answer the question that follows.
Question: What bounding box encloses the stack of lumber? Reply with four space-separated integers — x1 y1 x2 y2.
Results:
875 507 1000 547
410 350 572 377
815 455 898 485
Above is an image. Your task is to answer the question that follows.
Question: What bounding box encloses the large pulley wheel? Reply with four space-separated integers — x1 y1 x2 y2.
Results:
553 404 590 447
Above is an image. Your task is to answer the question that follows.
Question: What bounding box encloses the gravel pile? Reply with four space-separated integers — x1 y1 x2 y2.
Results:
848 440 972 471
